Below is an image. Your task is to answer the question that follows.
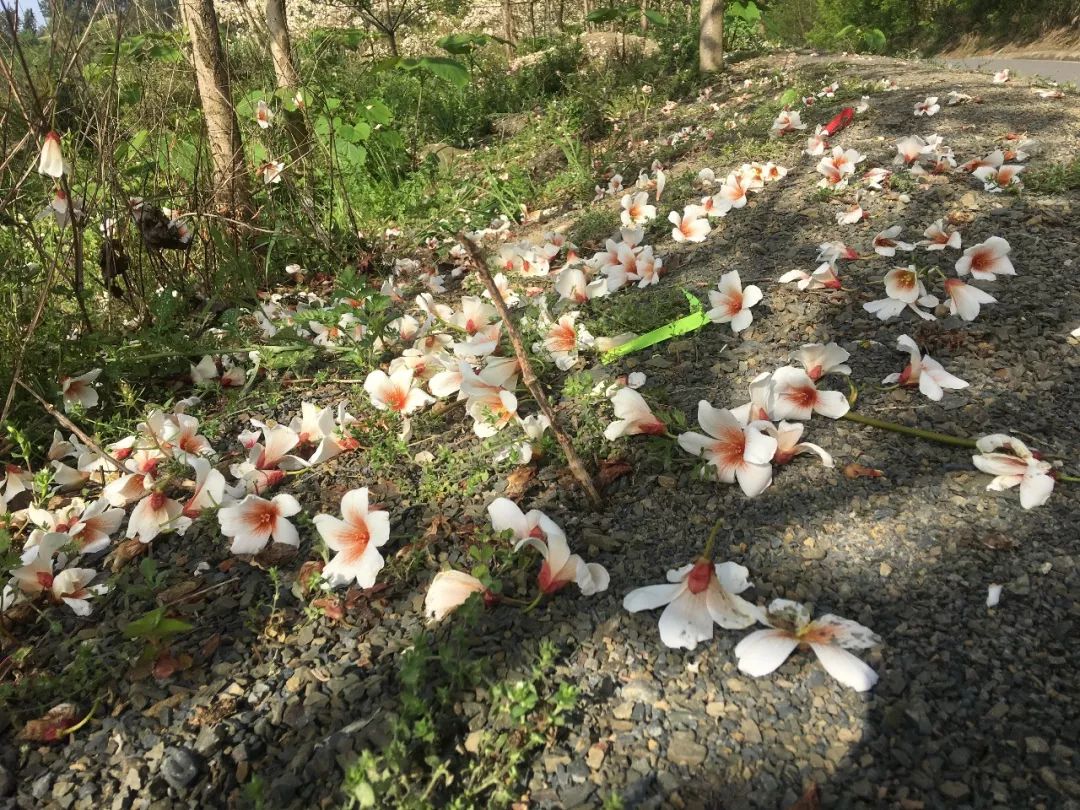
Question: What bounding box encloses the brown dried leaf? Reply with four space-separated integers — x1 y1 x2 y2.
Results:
200 633 222 659
111 538 148 572
598 458 634 489
251 542 298 569
18 703 79 743
844 463 884 479
156 580 200 605
505 465 537 498
311 597 346 622
152 650 193 681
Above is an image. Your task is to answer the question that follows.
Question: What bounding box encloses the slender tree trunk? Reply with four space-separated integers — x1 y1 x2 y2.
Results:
640 0 647 33
265 0 308 162
583 0 591 31
181 0 252 218
699 0 724 73
501 0 514 54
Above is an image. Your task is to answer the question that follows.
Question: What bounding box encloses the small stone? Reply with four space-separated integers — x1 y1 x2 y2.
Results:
586 744 606 770
1026 736 1050 754
879 562 893 577
667 733 707 767
705 701 724 718
161 747 200 791
613 702 634 720
464 730 483 754
939 781 970 799
741 718 762 745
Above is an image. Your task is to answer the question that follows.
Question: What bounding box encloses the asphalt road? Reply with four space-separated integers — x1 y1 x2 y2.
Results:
946 56 1080 84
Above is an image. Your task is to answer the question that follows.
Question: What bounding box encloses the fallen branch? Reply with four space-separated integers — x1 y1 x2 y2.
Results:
16 379 130 473
459 234 601 507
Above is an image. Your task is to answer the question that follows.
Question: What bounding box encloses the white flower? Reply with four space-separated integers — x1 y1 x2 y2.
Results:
488 498 608 595
769 366 850 420
706 270 762 334
882 334 968 401
955 236 1015 281
620 191 656 227
943 279 996 321
669 206 711 243
38 131 64 178
425 570 487 621
623 560 760 650
314 487 390 588
364 368 434 415
791 342 851 380
678 401 777 497
256 99 273 128
872 225 915 257
61 369 101 412
735 599 881 691
972 434 1054 509
603 388 665 441
919 218 961 251
913 96 940 116
218 493 302 554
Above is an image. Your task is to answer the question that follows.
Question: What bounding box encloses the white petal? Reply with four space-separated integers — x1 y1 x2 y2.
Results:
734 629 799 676
487 497 528 539
623 582 682 612
657 591 713 650
809 642 878 691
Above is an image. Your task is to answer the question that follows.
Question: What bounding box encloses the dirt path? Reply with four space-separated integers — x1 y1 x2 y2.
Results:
945 56 1080 84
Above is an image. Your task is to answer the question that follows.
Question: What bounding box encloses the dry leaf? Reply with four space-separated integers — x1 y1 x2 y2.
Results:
18 703 79 742
844 463 884 479
152 650 193 680
311 597 346 622
787 783 821 810
200 633 222 659
296 560 326 597
598 458 634 488
111 538 148 571
251 542 298 569
156 580 200 605
505 465 537 498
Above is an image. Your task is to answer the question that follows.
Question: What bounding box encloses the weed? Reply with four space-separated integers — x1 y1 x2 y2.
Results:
1025 158 1080 194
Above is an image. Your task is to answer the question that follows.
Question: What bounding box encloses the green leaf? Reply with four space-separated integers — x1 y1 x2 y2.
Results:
335 140 367 170
361 100 393 126
642 9 669 27
778 88 799 105
124 607 194 644
584 7 622 23
395 56 470 87
600 290 710 362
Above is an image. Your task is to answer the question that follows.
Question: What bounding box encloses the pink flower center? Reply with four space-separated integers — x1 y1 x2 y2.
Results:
686 561 713 594
785 385 818 410
37 571 55 589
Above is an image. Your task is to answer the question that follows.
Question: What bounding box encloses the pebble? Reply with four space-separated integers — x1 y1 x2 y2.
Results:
666 733 707 767
160 747 200 791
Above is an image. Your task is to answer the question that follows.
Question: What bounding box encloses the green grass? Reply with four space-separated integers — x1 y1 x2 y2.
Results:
1025 158 1080 194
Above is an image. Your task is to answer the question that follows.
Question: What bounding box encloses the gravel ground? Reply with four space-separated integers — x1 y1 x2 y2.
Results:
4 52 1080 810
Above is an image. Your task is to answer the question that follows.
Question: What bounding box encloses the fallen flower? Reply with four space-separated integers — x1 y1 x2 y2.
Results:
706 270 762 334
669 205 711 243
955 236 1015 281
913 96 940 116
769 366 850 420
735 599 881 691
882 334 969 401
872 225 915 257
604 388 666 440
61 369 101 412
766 421 833 467
314 487 390 588
972 434 1054 509
792 342 851 380
488 498 608 595
623 559 760 650
364 368 435 415
620 191 656 227
218 493 302 554
425 570 489 621
943 278 997 321
919 218 961 250
678 401 777 497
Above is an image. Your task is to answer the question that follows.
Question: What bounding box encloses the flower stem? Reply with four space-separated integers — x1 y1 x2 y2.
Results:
1059 474 1080 484
840 410 978 448
520 593 545 615
702 518 724 561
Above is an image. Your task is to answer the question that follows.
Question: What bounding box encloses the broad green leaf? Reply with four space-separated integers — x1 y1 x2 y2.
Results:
585 7 622 23
124 607 194 644
362 100 393 126
642 9 669 26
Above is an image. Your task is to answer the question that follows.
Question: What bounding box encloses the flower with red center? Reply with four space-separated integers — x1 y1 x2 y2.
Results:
313 487 389 588
882 334 969 401
769 366 850 420
919 218 961 251
364 368 435 415
943 277 996 321
872 225 915 257
424 570 491 621
126 490 183 544
955 236 1015 281
39 131 65 178
488 498 608 596
678 401 777 497
623 558 759 650
218 492 301 554
791 342 851 381
604 388 666 440
620 191 656 227
707 270 762 334
668 205 711 243
60 369 101 413
735 599 881 691
972 434 1055 509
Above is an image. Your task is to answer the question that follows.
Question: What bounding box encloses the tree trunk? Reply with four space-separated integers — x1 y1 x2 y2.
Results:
181 0 251 218
699 0 724 73
501 0 514 54
583 0 590 30
640 0 647 33
265 0 308 162
266 0 300 88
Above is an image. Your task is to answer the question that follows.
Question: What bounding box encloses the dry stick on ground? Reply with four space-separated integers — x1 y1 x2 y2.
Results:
16 380 130 474
459 233 602 507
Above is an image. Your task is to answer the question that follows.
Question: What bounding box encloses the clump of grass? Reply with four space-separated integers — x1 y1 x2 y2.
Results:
569 207 622 248
1025 158 1080 194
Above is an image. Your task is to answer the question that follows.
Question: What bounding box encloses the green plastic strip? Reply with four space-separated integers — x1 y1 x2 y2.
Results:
600 289 711 363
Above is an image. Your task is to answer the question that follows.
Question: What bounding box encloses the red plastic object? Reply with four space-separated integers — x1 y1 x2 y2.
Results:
823 107 855 136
